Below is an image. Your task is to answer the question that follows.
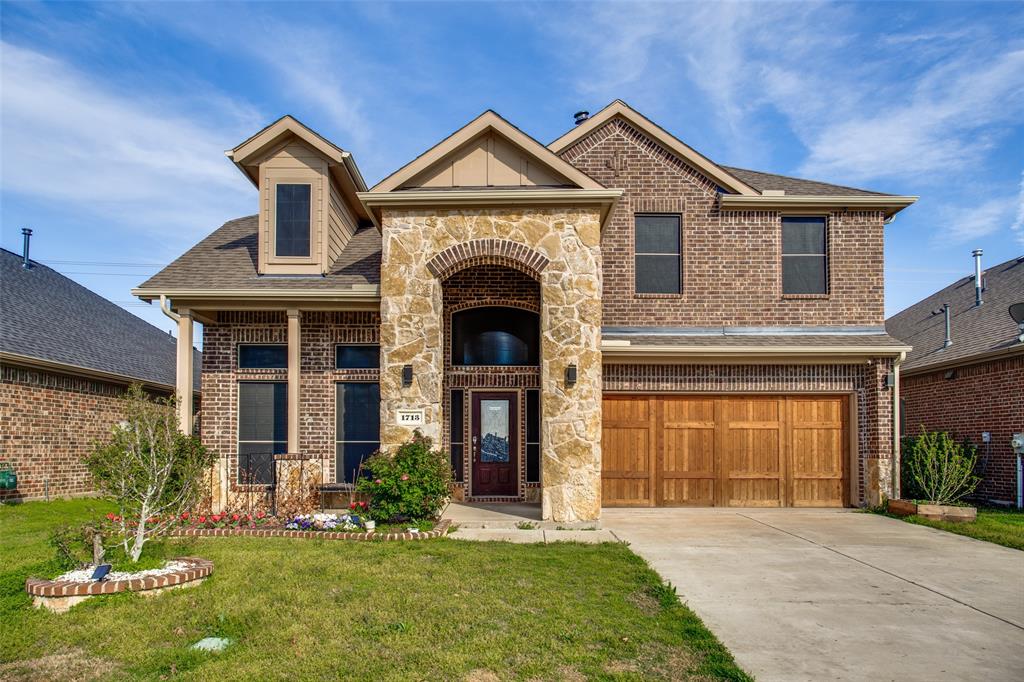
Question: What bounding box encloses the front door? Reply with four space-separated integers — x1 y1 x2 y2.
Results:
471 392 518 496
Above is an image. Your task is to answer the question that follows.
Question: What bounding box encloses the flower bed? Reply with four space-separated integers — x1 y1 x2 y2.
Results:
26 557 213 614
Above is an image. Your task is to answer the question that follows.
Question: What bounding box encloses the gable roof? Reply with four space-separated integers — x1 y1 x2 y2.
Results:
0 248 200 390
548 100 759 196
886 255 1024 373
134 216 381 297
370 110 606 193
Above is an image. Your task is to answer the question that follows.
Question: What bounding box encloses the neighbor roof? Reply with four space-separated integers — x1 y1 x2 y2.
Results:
886 255 1024 373
136 215 381 293
0 248 200 390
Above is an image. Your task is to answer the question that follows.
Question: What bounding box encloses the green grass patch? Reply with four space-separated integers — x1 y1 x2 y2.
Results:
900 507 1024 551
1 499 749 681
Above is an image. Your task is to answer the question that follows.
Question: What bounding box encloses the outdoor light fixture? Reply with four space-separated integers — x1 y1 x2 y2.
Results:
565 364 577 387
402 365 413 387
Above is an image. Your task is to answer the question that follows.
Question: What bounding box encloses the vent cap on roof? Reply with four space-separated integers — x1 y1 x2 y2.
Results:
573 111 589 125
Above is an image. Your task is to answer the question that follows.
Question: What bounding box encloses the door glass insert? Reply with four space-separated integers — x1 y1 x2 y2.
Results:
479 399 510 463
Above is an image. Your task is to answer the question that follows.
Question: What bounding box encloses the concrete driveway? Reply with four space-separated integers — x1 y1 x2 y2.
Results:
603 508 1024 682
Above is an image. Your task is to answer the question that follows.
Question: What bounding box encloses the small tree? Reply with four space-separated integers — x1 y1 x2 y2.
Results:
902 427 980 505
87 385 213 562
356 431 451 522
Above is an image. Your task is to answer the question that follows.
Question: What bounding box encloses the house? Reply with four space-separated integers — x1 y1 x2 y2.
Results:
133 100 918 521
886 253 1024 504
0 241 201 501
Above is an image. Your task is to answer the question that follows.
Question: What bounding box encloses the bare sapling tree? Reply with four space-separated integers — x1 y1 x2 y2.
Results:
87 385 213 562
904 428 980 505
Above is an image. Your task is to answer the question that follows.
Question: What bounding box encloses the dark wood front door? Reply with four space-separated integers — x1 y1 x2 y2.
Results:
472 392 518 496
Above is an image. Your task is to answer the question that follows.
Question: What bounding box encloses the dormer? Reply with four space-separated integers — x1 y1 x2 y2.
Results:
227 116 372 275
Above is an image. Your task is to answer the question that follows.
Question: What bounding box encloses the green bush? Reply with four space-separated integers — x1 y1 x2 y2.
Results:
901 427 980 505
356 432 451 522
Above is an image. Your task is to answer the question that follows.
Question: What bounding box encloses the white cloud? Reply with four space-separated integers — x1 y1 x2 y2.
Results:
937 196 1018 245
1012 170 1024 245
0 41 254 236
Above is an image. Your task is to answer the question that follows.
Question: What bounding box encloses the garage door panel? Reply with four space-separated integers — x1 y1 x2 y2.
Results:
602 395 847 508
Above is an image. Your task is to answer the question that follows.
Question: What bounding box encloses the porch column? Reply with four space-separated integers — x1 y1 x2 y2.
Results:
175 309 194 434
287 308 301 453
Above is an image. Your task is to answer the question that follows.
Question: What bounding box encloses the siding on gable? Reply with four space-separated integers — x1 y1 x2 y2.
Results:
560 118 886 327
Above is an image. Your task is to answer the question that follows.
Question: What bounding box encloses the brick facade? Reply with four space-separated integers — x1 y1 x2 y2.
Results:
201 310 380 491
603 361 895 504
560 118 886 327
0 364 172 501
900 355 1024 503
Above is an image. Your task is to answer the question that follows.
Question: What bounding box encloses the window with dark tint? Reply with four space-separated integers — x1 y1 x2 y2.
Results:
275 183 311 257
634 214 681 294
782 217 828 294
450 390 464 482
237 382 287 484
238 344 287 369
526 389 540 483
336 345 380 369
335 382 380 484
451 307 540 366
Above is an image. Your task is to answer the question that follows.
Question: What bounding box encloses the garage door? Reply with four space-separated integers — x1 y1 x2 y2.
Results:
602 395 848 507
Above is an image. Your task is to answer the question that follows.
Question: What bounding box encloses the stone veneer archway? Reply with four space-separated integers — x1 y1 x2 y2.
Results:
379 208 603 522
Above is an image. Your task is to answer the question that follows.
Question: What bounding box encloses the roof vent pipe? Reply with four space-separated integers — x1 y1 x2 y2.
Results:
21 228 32 269
933 303 952 348
973 249 984 306
573 111 589 126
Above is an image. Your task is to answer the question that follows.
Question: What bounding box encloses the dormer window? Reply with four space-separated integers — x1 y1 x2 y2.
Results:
274 183 312 257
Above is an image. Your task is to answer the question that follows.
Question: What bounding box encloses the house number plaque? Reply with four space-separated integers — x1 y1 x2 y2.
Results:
396 409 425 427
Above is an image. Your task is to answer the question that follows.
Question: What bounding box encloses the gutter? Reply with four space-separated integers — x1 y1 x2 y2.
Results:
719 194 918 218
0 351 189 394
358 188 623 206
899 344 1024 377
600 342 912 359
132 286 381 303
892 351 905 501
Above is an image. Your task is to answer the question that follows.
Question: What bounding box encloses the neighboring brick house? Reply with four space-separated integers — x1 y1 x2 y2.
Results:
135 101 917 521
0 246 201 501
887 254 1024 504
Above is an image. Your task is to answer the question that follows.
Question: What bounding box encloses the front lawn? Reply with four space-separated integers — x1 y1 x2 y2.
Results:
0 499 749 681
899 507 1024 551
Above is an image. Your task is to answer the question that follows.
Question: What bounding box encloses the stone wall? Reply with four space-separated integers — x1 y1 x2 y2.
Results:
0 364 172 501
901 355 1024 503
379 208 604 521
560 117 886 327
603 360 896 505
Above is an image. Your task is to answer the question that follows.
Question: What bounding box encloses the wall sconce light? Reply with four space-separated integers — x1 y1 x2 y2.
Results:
944 369 957 381
885 372 895 389
565 364 577 387
402 365 413 387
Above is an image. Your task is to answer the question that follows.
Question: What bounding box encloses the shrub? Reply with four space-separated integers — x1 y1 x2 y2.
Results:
901 427 980 505
355 432 451 522
86 385 214 562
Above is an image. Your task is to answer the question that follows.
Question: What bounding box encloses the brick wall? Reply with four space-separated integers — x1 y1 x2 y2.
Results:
603 360 895 504
0 364 171 501
560 118 886 327
901 355 1024 503
201 311 380 488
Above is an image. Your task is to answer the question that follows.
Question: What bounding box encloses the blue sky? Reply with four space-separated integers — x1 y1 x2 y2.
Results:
2 1 1022 338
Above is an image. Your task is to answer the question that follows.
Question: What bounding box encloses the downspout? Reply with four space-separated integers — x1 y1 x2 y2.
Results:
159 294 181 323
892 351 905 501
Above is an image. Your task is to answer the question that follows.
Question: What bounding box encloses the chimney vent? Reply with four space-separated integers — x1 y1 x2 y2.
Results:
932 303 952 348
972 249 984 306
21 228 33 269
573 111 589 126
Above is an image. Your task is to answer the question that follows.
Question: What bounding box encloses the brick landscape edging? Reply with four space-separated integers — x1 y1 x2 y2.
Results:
25 557 213 598
170 519 451 541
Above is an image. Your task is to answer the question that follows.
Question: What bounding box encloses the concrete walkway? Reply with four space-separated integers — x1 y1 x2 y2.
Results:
603 508 1024 682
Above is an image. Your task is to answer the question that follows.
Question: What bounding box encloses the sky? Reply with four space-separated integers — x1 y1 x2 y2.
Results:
2 0 1022 340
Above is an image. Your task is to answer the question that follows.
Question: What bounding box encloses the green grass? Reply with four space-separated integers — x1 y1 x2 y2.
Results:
898 507 1024 551
0 500 749 681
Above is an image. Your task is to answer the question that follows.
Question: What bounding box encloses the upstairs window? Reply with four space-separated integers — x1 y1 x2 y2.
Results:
336 344 380 369
238 344 287 369
451 306 540 366
275 183 312 257
782 217 828 295
635 214 681 294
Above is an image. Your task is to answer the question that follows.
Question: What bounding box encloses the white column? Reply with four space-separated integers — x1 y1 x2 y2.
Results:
287 308 301 454
176 309 194 434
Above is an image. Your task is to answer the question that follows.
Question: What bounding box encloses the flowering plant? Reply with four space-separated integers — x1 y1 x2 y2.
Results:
283 513 358 531
182 510 270 529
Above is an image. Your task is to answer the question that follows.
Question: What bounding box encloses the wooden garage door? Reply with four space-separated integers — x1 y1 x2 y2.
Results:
602 395 848 507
